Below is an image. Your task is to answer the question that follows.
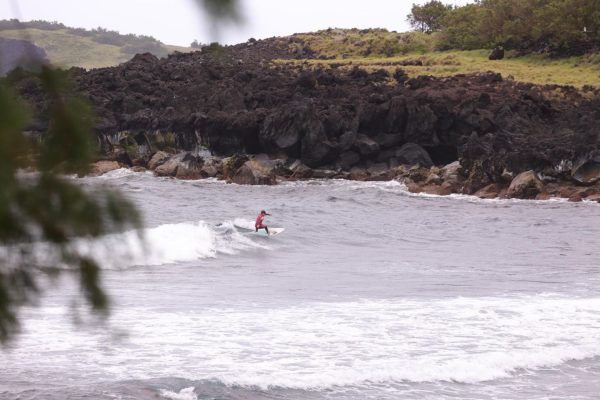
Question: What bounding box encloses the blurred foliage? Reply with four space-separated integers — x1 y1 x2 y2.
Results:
198 0 242 24
0 68 141 343
0 0 243 345
430 0 600 55
194 0 242 39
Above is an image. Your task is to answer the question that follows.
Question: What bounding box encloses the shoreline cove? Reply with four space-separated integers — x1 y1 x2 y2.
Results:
90 158 600 203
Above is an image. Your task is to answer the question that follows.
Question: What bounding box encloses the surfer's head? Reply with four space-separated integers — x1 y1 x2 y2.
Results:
261 210 267 214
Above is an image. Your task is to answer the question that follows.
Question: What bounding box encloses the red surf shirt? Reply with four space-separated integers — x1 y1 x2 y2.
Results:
255 214 266 228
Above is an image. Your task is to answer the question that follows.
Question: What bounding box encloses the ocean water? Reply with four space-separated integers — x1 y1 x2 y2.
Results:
2 169 600 400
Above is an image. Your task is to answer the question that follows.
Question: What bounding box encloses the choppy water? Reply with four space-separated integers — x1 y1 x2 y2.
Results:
2 169 600 400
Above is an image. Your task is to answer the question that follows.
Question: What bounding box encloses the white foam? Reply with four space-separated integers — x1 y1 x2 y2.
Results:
11 296 600 390
0 219 271 271
88 221 270 267
283 179 600 207
97 168 147 179
160 387 198 400
232 217 256 230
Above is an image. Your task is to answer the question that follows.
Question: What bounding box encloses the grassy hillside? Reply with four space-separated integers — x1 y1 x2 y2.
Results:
279 29 600 88
293 28 434 58
0 21 192 69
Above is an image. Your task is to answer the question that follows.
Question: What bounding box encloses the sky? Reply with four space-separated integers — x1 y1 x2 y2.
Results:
0 0 473 47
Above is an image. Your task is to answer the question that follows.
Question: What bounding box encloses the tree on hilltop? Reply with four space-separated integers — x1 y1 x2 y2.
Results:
407 0 454 34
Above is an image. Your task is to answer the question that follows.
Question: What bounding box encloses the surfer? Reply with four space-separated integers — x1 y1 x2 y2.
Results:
255 210 270 235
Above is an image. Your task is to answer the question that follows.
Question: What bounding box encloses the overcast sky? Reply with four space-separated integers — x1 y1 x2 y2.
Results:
1 0 472 46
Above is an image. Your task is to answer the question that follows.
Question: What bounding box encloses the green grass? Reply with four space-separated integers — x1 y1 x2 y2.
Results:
5 25 598 87
0 28 192 69
293 29 436 58
282 49 600 88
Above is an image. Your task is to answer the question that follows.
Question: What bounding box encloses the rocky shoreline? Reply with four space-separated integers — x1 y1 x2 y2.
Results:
8 36 600 201
90 148 600 202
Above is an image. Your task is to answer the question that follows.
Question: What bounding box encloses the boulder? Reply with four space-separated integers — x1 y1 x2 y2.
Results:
376 149 397 163
535 192 552 201
374 134 403 149
354 134 380 157
200 164 219 178
289 160 313 179
474 183 503 199
367 162 389 176
584 194 600 203
155 157 179 177
488 46 505 60
90 160 120 176
367 170 392 181
422 183 454 196
425 172 442 185
349 167 368 181
231 160 276 185
111 148 133 166
338 151 361 170
395 143 433 167
338 130 358 151
440 161 461 181
462 160 491 194
148 151 170 170
223 154 250 178
438 181 456 195
501 168 514 183
301 133 334 168
403 178 423 193
507 170 543 199
393 68 409 83
571 155 600 185
175 155 203 180
406 166 430 183
155 153 201 178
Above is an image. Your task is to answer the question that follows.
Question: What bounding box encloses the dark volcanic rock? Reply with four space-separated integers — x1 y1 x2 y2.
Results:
571 153 600 185
354 134 380 157
8 37 600 193
488 46 505 60
232 159 277 185
395 143 433 167
507 170 543 199
338 151 361 170
260 102 316 156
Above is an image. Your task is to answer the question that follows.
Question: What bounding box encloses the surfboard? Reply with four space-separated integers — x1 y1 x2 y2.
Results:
255 227 285 237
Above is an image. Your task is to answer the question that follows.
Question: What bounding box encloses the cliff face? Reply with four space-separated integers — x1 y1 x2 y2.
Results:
8 38 600 192
0 37 47 75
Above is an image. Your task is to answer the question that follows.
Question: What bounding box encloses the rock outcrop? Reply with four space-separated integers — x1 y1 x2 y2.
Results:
231 159 278 185
507 170 543 199
7 36 600 200
488 46 505 60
